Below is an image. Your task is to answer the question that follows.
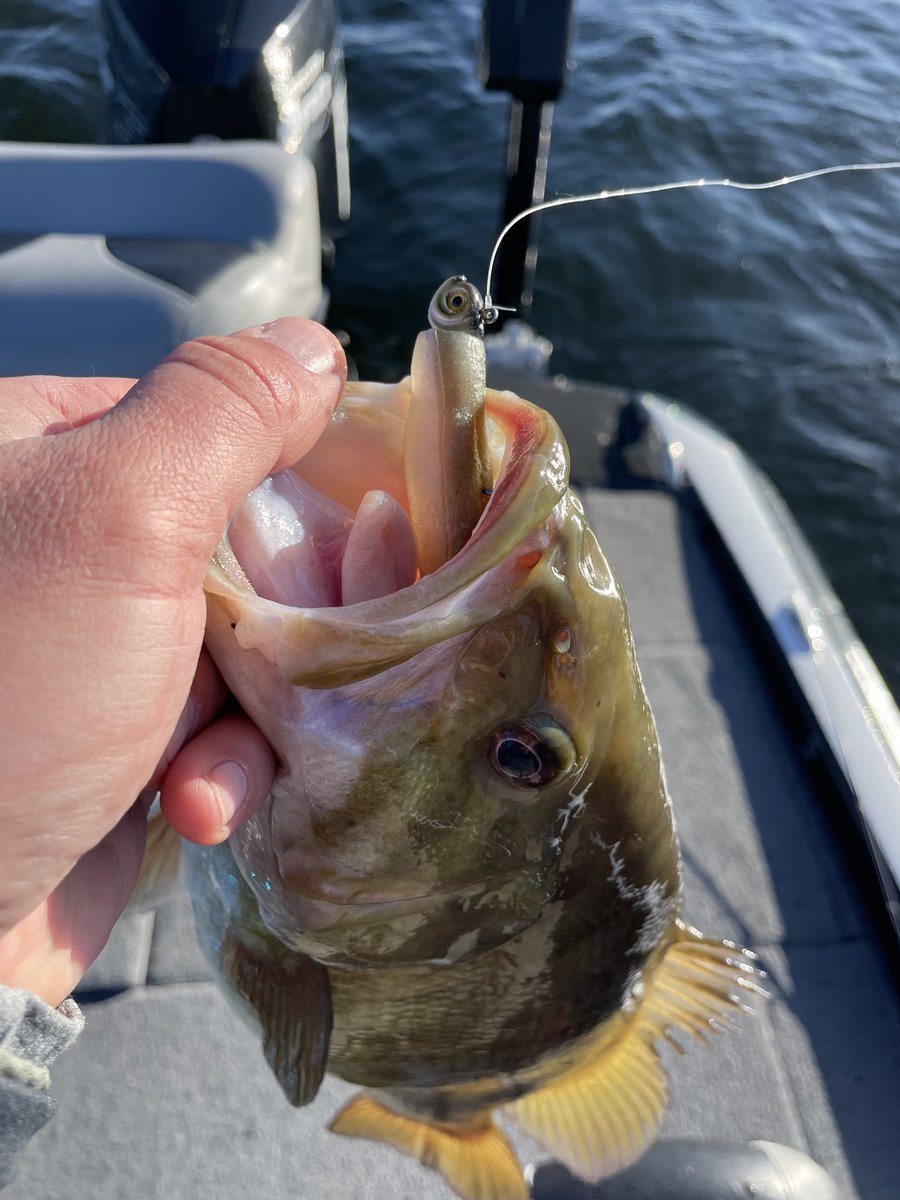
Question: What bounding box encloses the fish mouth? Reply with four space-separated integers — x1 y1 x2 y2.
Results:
205 386 569 689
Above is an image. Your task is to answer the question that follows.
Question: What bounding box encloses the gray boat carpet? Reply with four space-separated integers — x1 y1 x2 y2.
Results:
7 487 899 1200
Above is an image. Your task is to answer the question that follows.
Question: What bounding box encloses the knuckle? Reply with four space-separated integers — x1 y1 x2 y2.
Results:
168 336 297 439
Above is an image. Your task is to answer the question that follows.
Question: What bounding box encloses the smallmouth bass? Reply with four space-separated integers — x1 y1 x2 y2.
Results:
184 278 765 1200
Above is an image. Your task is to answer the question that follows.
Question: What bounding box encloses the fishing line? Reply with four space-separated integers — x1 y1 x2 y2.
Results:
482 159 900 318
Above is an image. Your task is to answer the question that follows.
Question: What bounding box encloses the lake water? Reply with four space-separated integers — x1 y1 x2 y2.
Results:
2 0 898 695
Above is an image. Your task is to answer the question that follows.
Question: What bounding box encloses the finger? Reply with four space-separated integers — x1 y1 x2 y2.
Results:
142 648 229 799
69 318 347 591
159 712 276 845
0 801 148 1006
58 801 149 955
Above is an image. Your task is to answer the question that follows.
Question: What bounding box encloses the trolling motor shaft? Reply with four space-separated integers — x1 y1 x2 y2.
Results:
480 0 574 321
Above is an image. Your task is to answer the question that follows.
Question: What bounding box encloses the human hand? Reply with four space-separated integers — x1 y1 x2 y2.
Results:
0 320 346 1006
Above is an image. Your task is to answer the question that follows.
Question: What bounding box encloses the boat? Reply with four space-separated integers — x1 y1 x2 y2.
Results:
1 2 898 1198
0 0 349 378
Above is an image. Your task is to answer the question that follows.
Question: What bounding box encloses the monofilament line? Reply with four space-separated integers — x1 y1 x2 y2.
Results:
483 160 900 312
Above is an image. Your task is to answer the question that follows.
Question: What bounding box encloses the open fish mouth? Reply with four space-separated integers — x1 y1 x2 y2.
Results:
205 385 570 689
209 287 568 636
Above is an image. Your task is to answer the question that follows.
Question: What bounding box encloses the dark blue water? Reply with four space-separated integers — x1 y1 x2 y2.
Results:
2 0 898 695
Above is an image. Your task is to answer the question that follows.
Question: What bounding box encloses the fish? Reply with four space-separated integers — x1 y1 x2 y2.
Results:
183 277 766 1200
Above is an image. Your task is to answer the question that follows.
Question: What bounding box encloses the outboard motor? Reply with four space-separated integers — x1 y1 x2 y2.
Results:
101 0 350 236
0 0 351 376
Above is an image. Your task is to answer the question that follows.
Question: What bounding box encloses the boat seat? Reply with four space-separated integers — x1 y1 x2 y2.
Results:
0 141 302 244
0 234 191 378
0 140 325 377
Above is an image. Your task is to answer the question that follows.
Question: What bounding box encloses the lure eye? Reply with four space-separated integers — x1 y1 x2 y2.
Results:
442 286 470 315
427 276 486 332
489 719 577 789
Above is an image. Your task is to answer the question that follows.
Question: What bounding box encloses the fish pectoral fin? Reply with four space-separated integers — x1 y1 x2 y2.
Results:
221 930 332 1107
330 1093 528 1200
504 1013 669 1184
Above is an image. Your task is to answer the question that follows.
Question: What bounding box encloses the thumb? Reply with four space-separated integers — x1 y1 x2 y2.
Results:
69 317 346 589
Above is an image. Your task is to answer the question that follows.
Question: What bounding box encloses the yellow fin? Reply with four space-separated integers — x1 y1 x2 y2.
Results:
330 1093 528 1200
127 809 183 911
505 923 766 1183
504 1010 669 1183
641 922 769 1050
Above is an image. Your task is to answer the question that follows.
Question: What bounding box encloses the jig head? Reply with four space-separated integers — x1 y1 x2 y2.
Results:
427 276 504 336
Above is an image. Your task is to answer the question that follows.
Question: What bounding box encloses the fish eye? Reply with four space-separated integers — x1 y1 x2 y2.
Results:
488 719 577 789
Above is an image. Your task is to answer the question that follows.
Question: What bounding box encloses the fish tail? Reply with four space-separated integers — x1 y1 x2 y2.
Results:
504 921 767 1184
127 807 183 911
329 1093 528 1200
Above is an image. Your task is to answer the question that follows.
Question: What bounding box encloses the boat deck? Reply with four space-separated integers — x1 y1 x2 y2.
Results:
6 382 900 1200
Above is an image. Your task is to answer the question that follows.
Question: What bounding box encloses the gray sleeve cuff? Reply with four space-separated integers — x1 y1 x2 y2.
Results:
0 987 84 1189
